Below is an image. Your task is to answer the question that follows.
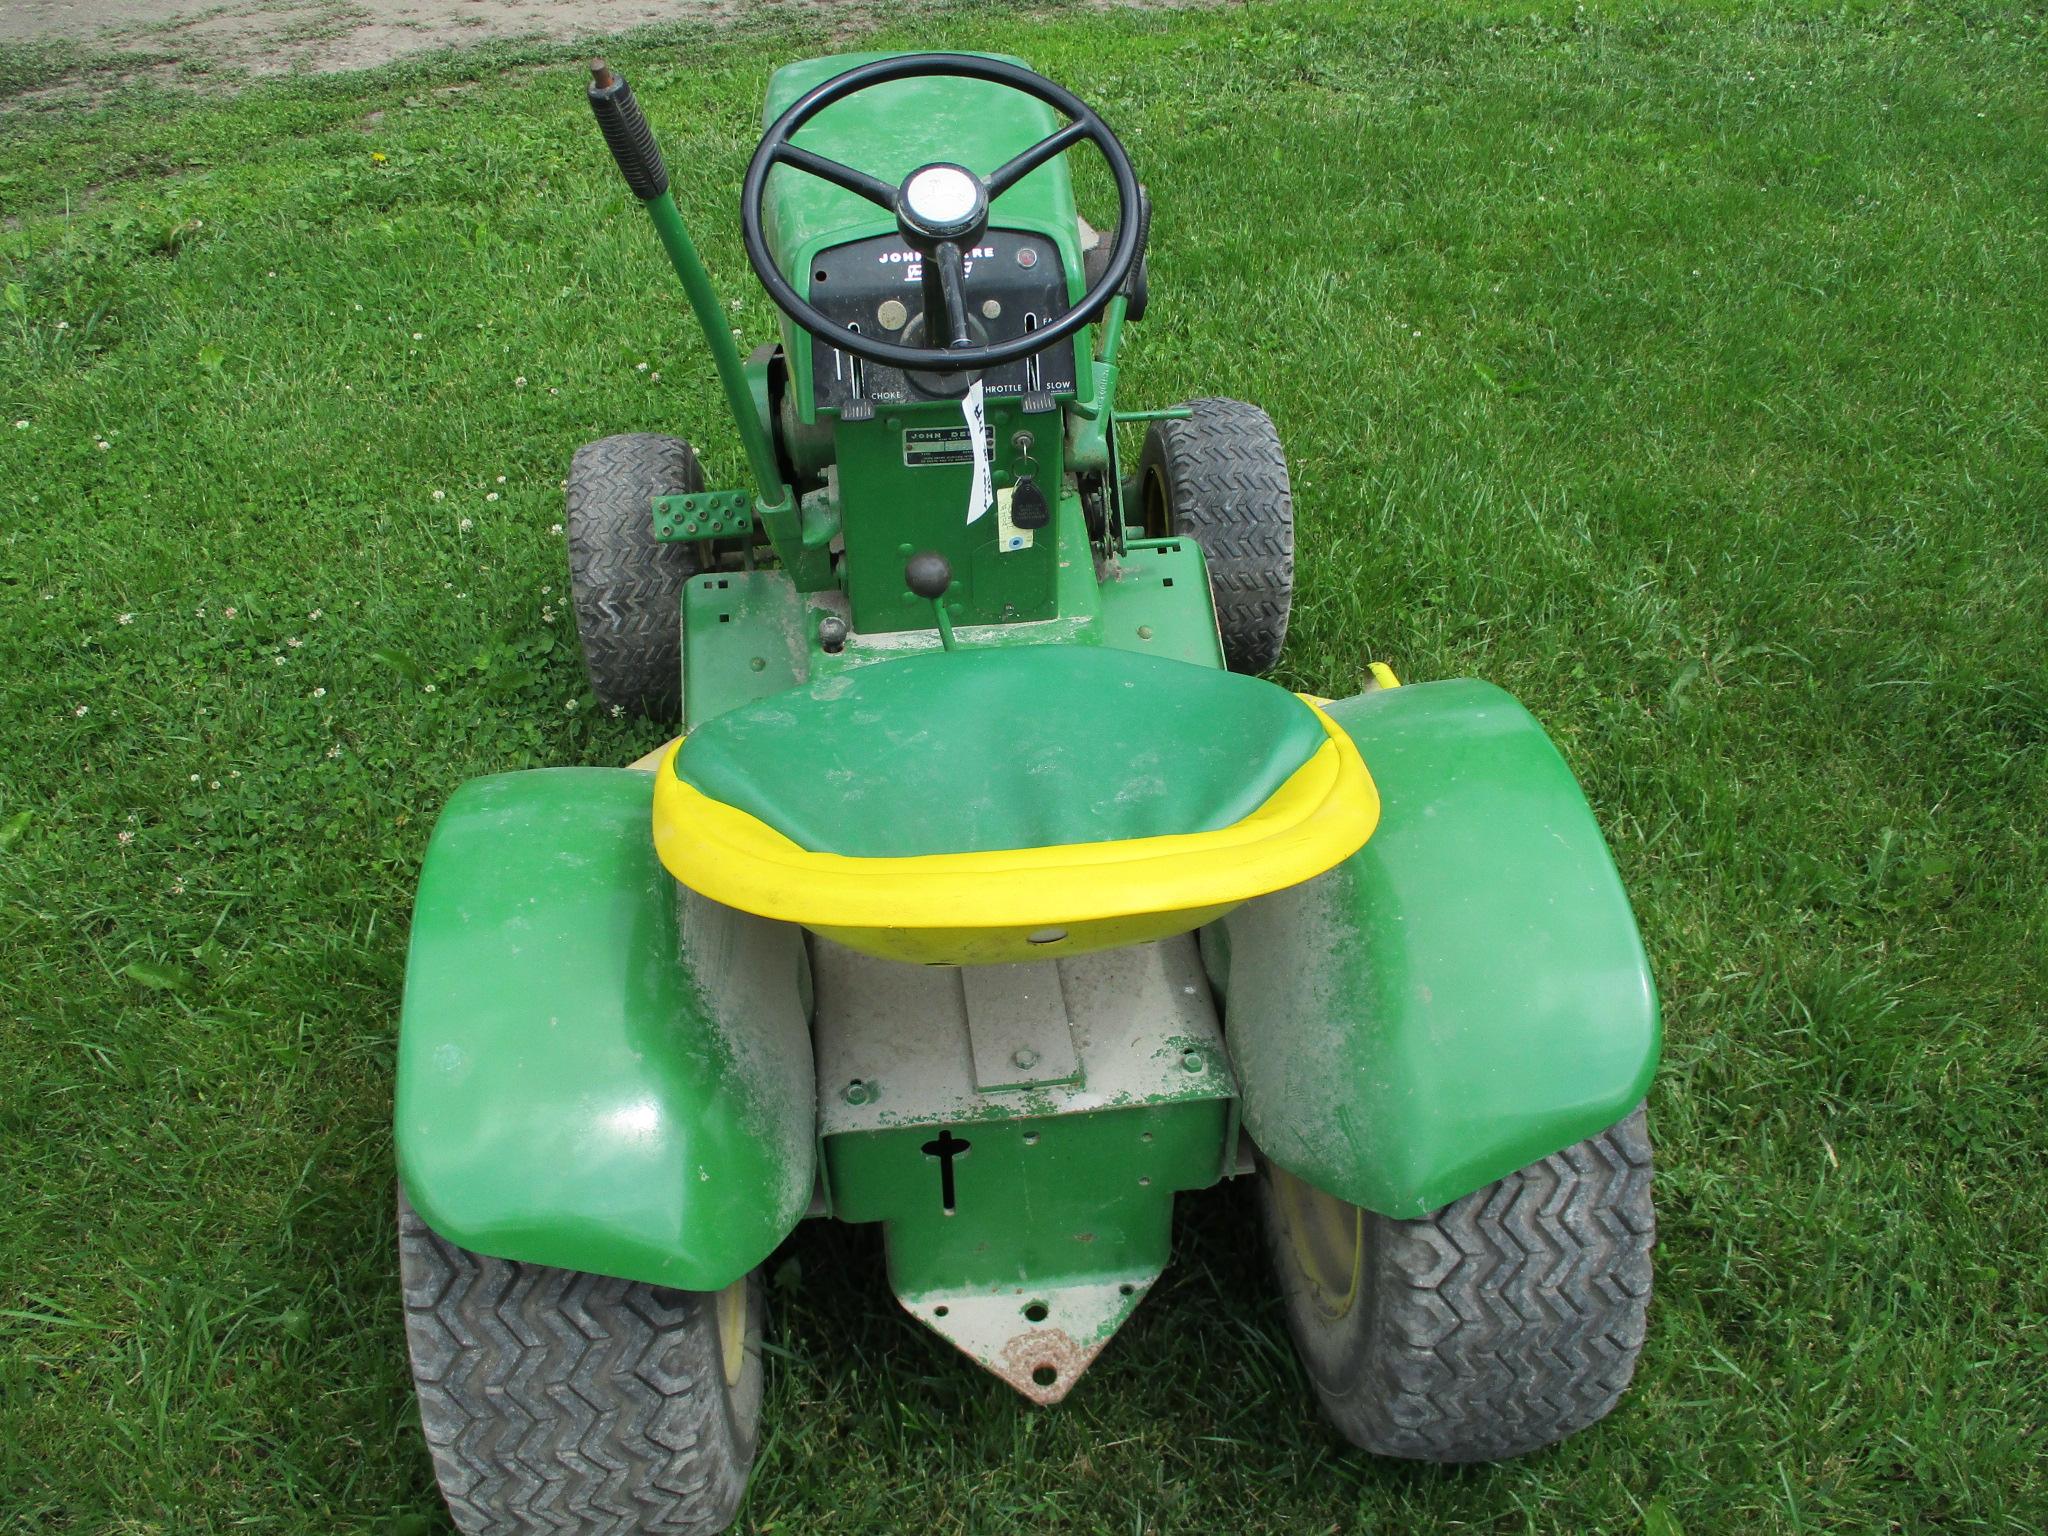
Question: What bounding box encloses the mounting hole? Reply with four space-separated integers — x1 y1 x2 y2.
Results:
1027 928 1067 945
1032 1364 1058 1388
1022 1130 1040 1146
1118 1283 1135 1297
815 269 828 282
1140 1131 1154 1143
1181 1050 1204 1072
1023 1301 1049 1323
933 1305 949 1318
1138 1175 1152 1187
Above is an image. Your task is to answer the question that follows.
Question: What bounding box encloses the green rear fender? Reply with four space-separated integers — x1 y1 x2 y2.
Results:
1208 679 1659 1217
396 769 814 1291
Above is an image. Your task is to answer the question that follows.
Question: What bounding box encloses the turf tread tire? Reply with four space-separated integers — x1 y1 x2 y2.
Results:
1262 1105 1653 1461
398 1192 760 1535
1136 398 1293 674
565 433 704 723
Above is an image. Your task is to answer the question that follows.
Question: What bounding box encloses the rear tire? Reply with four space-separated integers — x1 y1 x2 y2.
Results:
1259 1106 1654 1461
398 1192 763 1535
566 433 705 723
1135 398 1293 674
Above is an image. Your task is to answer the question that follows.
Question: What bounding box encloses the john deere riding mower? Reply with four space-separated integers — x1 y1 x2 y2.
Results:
394 53 1660 1533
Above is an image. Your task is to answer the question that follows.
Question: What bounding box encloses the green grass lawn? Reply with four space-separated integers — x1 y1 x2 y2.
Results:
3 0 2044 1530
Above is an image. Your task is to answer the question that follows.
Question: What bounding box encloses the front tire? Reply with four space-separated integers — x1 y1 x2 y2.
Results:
565 433 705 723
1136 398 1293 674
398 1192 763 1535
1259 1106 1654 1461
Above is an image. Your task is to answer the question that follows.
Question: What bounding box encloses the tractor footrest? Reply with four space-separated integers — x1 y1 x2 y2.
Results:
653 490 753 542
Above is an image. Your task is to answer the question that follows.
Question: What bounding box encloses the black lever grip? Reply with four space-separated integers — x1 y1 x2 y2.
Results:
587 59 668 202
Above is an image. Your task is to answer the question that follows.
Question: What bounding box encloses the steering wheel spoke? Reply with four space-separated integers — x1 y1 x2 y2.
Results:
925 242 973 348
986 119 1094 198
771 142 899 209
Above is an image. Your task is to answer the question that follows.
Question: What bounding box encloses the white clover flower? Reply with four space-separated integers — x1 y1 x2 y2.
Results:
273 655 286 665
55 320 68 330
118 613 135 625
308 608 322 620
326 743 343 759
422 683 436 693
312 687 326 698
208 780 220 790
96 439 110 451
486 492 499 503
118 829 134 845
650 371 661 382
548 387 559 396
411 331 423 340
73 704 88 717
515 376 527 387
287 636 303 648
549 523 563 535
564 698 577 711
189 773 200 782
609 703 624 719
459 517 474 532
12 420 27 430
170 879 186 895
432 489 446 502
635 362 649 372
223 606 237 619
541 584 552 594
495 475 507 484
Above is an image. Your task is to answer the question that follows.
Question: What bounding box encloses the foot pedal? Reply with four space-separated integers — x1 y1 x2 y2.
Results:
652 489 754 541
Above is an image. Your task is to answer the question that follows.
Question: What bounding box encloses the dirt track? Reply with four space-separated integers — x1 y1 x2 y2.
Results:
4 0 799 77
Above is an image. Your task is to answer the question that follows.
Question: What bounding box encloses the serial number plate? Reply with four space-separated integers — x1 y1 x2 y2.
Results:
902 426 994 467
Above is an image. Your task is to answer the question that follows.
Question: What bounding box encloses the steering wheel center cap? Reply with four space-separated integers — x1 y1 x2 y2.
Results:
901 163 984 236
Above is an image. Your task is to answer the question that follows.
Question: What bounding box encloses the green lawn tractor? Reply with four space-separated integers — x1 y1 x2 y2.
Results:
394 52 1660 1534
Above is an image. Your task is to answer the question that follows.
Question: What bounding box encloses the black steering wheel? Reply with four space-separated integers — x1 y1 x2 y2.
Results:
740 53 1142 375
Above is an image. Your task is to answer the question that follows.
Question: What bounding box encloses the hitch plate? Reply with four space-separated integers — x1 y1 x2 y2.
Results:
813 933 1236 1401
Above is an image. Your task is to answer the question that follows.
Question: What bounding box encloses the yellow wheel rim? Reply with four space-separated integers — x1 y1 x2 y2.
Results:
1271 1163 1364 1321
715 1278 748 1388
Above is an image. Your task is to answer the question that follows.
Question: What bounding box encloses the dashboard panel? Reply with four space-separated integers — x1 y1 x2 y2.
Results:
804 229 1079 414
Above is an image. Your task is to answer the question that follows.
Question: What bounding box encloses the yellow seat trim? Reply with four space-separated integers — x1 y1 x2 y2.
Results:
651 700 1378 955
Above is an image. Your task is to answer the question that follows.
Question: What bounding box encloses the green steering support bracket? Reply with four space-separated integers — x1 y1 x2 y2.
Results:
654 489 755 542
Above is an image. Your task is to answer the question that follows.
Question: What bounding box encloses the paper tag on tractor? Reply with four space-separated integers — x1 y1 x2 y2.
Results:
963 379 993 524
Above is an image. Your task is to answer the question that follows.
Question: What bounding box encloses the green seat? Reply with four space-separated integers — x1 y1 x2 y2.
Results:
652 644 1379 965
674 646 1330 857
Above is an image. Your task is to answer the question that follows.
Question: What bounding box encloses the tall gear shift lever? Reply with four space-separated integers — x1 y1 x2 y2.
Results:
905 552 957 650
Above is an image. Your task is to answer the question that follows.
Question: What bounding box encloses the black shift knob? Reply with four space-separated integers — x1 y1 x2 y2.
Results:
905 552 953 600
